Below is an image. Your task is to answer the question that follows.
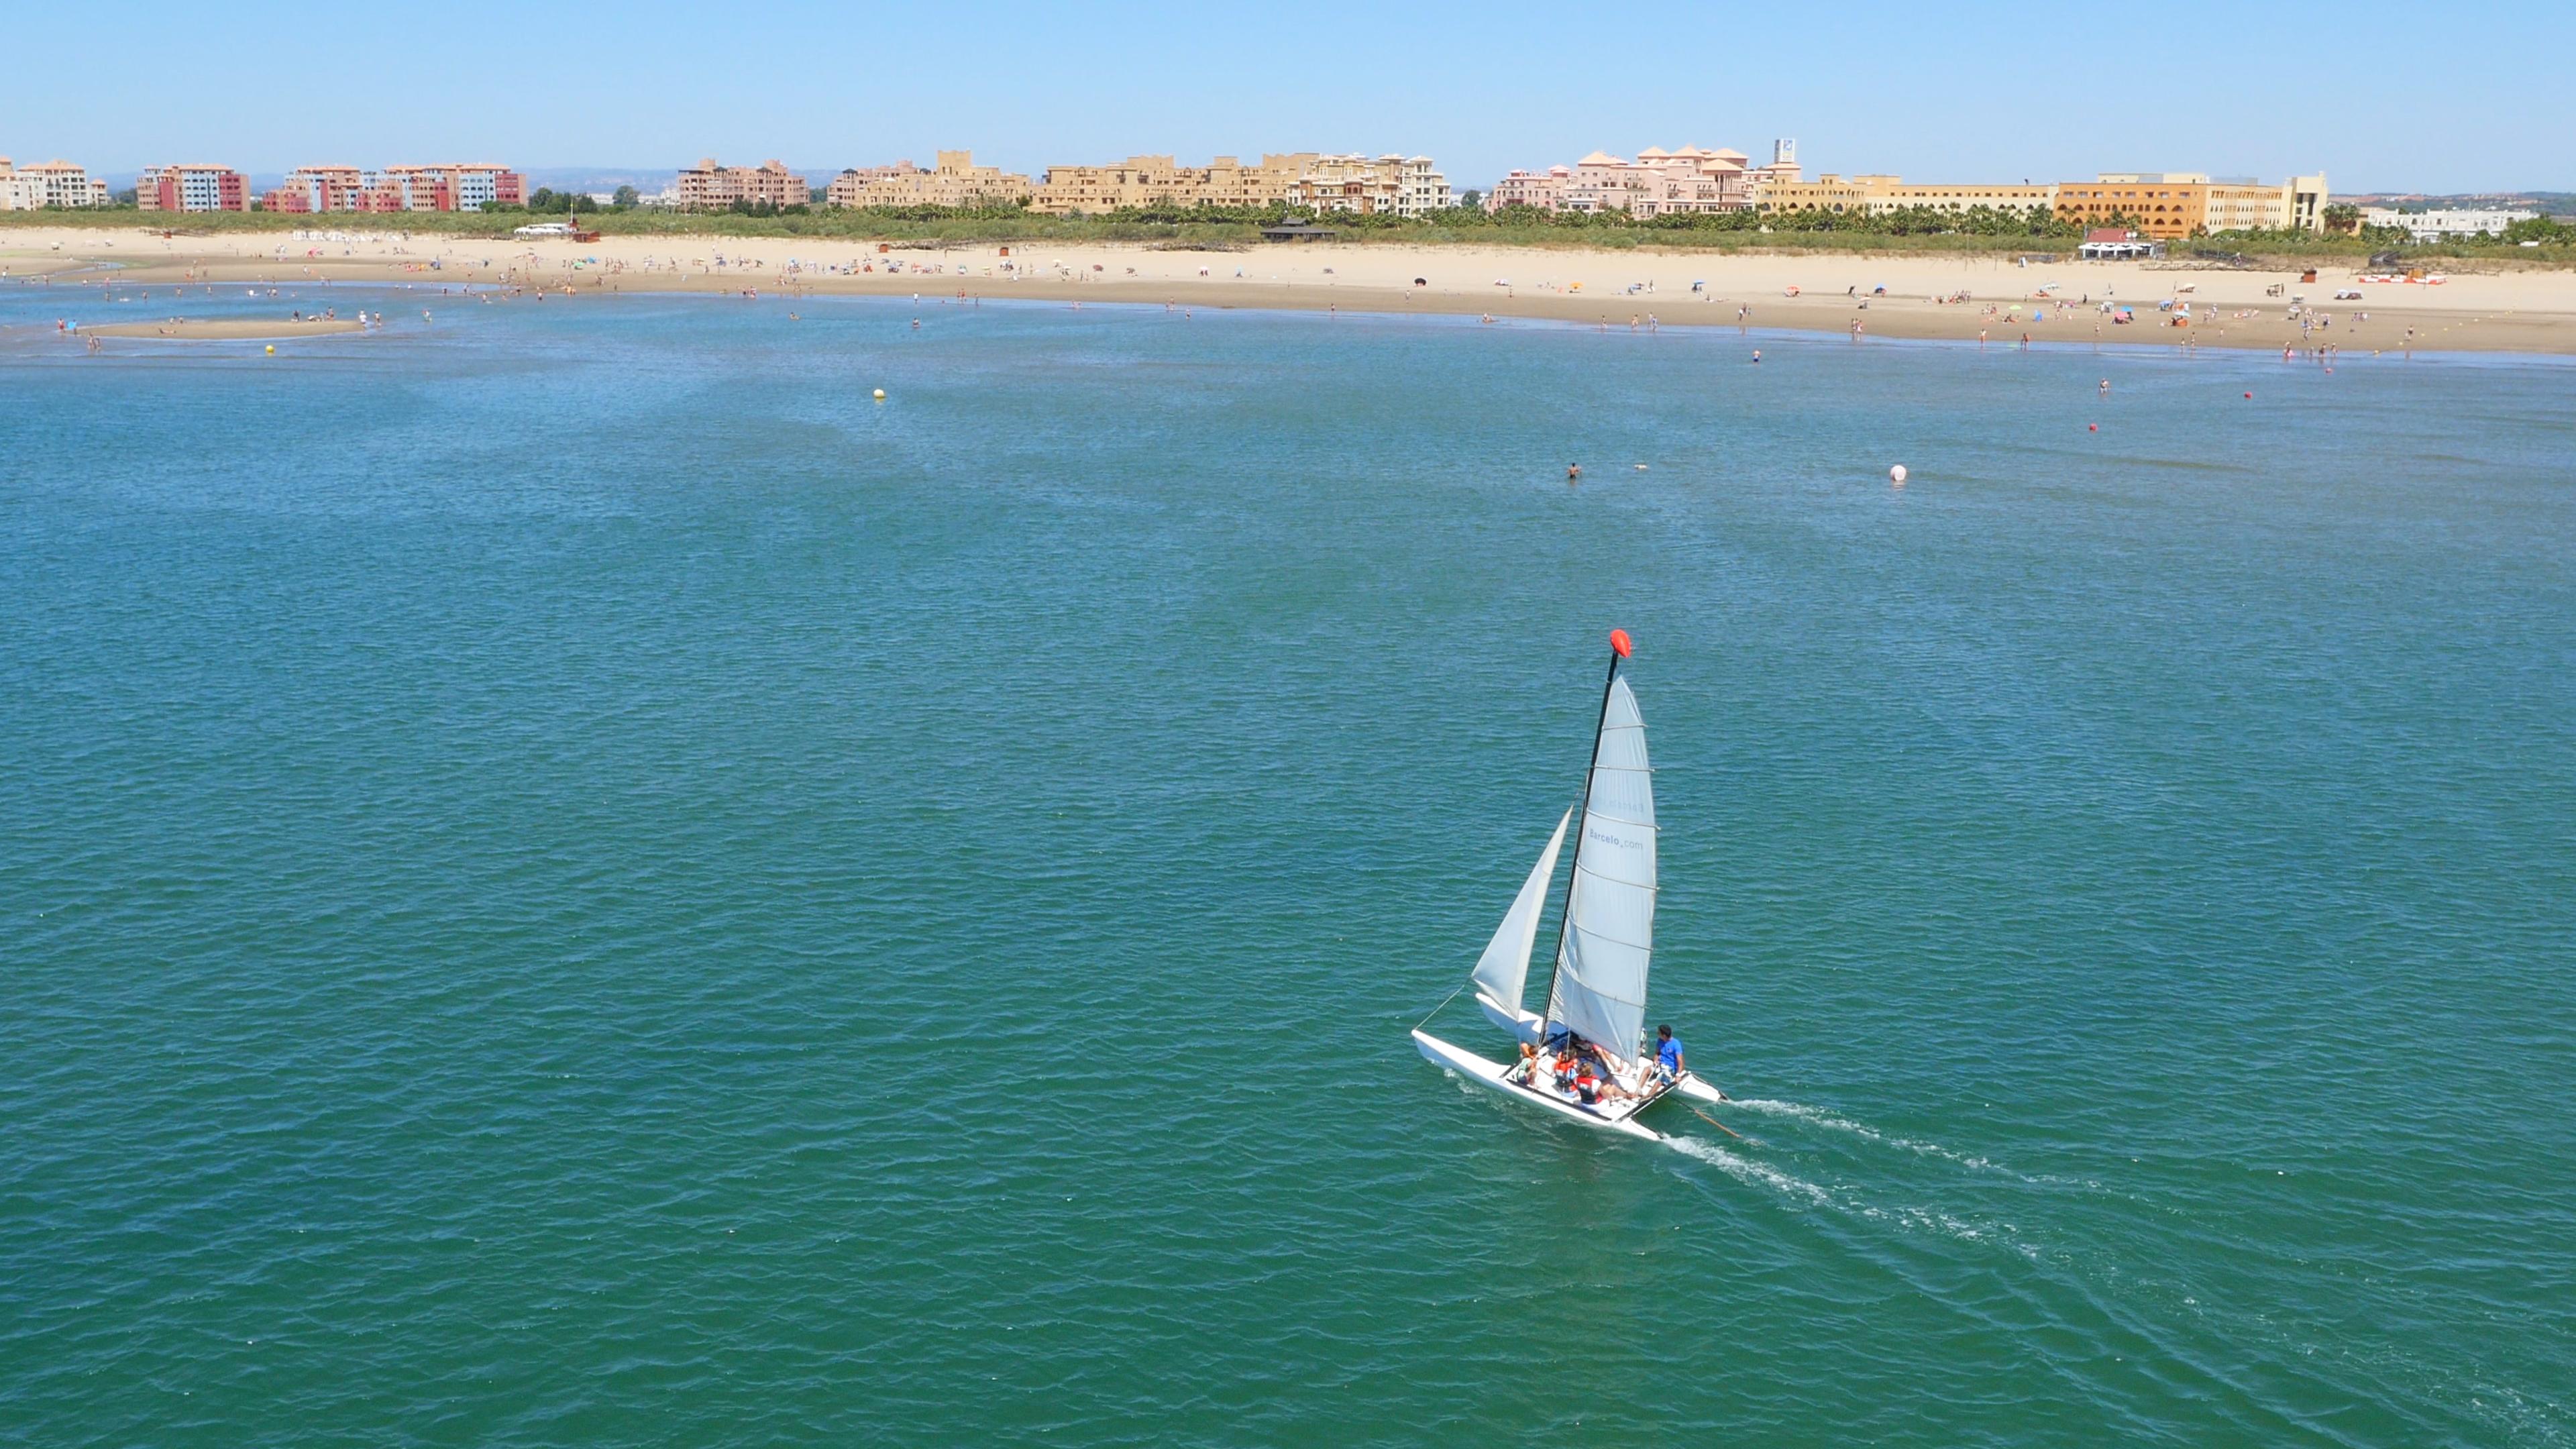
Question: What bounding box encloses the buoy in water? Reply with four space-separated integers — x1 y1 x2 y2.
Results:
2088 423 2098 432
1889 464 1909 484
2244 391 2253 399
873 388 886 400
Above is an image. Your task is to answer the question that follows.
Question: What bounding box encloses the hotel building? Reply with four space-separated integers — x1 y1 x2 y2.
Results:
675 158 811 210
1029 154 1318 215
1485 146 1754 215
825 151 1032 208
0 157 113 209
136 164 250 212
2053 173 2328 238
1754 173 2060 217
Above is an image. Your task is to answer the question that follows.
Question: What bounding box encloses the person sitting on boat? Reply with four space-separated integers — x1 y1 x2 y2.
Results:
1650 1025 1684 1086
1549 1046 1579 1095
1517 1042 1553 1091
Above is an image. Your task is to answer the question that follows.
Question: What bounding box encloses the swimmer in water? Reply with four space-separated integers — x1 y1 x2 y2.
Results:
1566 464 1582 482
1751 350 1761 363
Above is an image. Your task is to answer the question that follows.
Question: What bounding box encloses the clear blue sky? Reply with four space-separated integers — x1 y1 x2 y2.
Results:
7 0 2567 193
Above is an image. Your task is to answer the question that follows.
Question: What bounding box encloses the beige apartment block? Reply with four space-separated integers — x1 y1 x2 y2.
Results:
0 157 113 209
825 151 1033 208
1755 173 2059 217
675 158 811 210
1030 153 1318 215
1287 154 1455 218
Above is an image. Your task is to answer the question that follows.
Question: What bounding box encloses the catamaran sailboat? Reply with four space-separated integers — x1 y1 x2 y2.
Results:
1412 629 1727 1141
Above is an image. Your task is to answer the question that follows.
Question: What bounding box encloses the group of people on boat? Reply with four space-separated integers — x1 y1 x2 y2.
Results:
1513 1025 1685 1110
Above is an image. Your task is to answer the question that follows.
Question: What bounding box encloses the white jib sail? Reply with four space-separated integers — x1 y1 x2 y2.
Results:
1547 677 1656 1061
1470 810 1571 1013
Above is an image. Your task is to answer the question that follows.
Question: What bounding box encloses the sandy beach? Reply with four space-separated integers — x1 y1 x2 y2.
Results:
8 224 2574 355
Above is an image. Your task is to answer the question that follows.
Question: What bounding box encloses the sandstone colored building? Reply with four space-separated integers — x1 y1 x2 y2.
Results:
1030 154 1318 215
2053 173 2328 238
676 158 810 210
0 157 113 209
1285 154 1454 218
1754 174 2060 218
825 151 1032 208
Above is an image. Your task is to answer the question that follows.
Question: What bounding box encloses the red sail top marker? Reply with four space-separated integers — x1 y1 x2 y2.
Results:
1609 629 1633 659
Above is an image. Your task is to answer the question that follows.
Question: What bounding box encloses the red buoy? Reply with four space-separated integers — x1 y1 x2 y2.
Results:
1609 629 1633 659
2244 391 2253 399
2089 423 2098 431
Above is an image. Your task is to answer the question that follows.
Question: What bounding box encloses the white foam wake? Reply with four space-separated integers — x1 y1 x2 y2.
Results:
1729 1098 2003 1172
1662 1134 1834 1206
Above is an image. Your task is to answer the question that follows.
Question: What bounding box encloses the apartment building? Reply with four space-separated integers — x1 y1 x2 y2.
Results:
1285 154 1455 218
264 165 382 213
2054 173 2327 238
1485 146 1753 215
1486 167 1570 211
136 164 250 212
262 163 525 213
675 158 811 210
1029 154 1317 215
2361 207 2536 241
380 164 524 211
0 157 113 209
825 151 1032 208
1755 173 2059 217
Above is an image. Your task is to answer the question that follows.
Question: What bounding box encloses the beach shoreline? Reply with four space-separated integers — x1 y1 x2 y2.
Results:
8 225 2572 354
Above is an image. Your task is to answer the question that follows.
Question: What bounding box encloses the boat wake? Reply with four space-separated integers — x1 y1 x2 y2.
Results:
1662 1102 2059 1255
1662 1135 1834 1206
1727 1098 2005 1174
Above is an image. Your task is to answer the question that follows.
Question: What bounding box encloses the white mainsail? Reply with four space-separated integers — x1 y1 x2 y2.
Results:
1470 810 1571 1014
1545 677 1656 1061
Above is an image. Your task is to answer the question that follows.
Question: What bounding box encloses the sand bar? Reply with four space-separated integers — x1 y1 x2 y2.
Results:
83 317 366 339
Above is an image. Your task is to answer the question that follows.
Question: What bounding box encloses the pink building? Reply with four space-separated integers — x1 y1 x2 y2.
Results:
1487 166 1570 211
1487 146 1752 216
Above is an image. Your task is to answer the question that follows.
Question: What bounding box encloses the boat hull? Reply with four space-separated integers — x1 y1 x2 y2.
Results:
1411 1029 1664 1141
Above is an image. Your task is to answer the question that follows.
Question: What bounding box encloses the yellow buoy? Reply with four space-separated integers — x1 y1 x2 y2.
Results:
265 344 276 354
873 388 886 400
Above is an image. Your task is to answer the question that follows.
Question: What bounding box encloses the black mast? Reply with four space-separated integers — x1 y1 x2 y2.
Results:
1536 630 1629 1045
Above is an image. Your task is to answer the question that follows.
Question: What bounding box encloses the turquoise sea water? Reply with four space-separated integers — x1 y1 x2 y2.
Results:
5 281 2573 1446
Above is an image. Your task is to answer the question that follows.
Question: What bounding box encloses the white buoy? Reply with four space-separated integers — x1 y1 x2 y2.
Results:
1889 464 1908 484
872 388 886 400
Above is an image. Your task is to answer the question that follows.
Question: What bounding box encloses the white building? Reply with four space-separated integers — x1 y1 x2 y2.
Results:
2361 207 2536 241
0 157 113 209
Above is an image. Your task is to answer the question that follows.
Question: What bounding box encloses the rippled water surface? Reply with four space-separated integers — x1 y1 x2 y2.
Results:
5 281 2573 1446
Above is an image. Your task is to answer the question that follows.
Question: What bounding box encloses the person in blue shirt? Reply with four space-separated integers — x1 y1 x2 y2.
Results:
1652 1024 1684 1085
